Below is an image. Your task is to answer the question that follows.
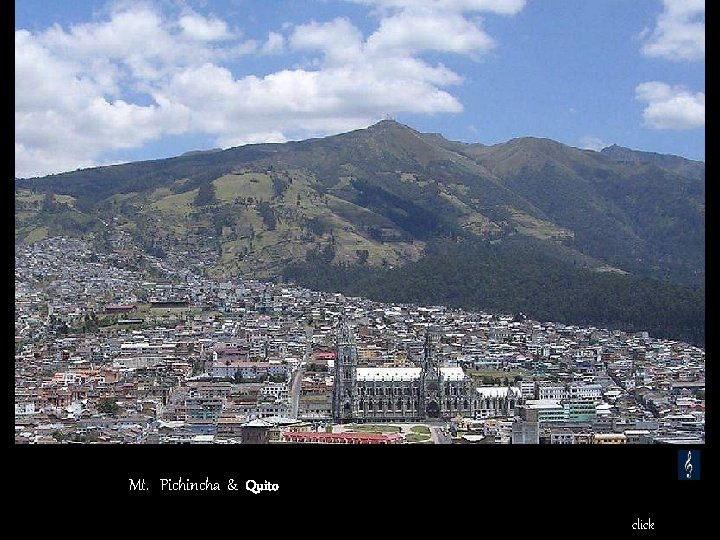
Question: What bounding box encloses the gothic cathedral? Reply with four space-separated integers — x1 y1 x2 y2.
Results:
332 318 511 423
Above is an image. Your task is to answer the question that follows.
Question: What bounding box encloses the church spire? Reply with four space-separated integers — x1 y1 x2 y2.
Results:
422 327 439 372
420 327 442 419
333 314 357 423
337 315 355 347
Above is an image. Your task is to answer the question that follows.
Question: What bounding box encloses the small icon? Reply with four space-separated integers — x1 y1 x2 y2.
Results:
678 449 700 481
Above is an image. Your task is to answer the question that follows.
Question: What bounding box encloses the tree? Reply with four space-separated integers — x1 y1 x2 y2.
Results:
257 202 277 230
41 191 58 212
194 181 217 206
272 175 289 198
98 397 119 416
356 249 369 265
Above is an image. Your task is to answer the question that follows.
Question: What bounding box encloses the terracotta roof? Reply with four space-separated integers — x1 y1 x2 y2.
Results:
282 431 401 442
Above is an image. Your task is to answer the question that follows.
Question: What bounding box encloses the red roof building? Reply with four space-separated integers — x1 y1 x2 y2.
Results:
105 304 137 314
281 431 401 444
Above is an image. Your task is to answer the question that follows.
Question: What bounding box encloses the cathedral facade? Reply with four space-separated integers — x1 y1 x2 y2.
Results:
332 320 521 423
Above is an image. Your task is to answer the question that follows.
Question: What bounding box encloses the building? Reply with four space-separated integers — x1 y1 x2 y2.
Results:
298 394 332 421
521 400 567 423
592 433 627 444
564 398 598 422
105 304 137 314
516 380 536 398
549 428 594 444
240 418 272 444
475 386 523 419
623 430 654 444
332 319 520 423
511 420 539 444
281 431 402 444
261 381 289 401
209 360 289 380
568 383 602 400
538 383 566 401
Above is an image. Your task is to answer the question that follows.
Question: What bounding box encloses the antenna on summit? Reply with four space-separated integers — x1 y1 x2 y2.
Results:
384 113 395 121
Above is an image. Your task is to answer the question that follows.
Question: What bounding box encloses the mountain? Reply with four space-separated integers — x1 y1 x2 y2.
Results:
600 144 705 181
15 120 705 343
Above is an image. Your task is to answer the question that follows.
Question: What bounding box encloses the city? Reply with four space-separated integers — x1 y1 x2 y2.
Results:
15 235 705 445
13 0 706 524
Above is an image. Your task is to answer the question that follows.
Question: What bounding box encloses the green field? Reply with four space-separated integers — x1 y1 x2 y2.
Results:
349 424 402 433
214 173 273 202
23 226 49 243
405 433 431 443
151 190 197 216
53 194 76 207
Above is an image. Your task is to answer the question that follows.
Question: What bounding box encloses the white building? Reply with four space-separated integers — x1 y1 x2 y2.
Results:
516 380 536 398
474 386 522 419
568 383 603 400
261 382 289 400
538 383 566 401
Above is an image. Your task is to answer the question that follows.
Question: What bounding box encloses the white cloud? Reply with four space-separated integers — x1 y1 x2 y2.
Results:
579 135 608 151
179 12 233 41
262 31 285 54
635 81 704 130
366 9 495 56
15 1 524 177
36 4 251 83
290 18 364 64
355 0 522 58
642 0 704 61
218 131 288 148
15 142 96 180
350 0 526 16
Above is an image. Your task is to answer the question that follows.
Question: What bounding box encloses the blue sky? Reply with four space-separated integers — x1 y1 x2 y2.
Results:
15 0 704 178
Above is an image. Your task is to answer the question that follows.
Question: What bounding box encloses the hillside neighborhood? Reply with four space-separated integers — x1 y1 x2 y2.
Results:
15 235 705 444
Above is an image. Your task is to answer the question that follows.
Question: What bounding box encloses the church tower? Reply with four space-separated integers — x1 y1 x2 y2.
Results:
333 316 358 423
420 329 442 419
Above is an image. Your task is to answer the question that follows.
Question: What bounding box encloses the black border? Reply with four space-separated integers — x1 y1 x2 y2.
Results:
11 439 710 521
11 1 709 530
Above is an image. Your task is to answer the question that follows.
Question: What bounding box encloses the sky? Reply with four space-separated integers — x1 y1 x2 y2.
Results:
15 0 705 178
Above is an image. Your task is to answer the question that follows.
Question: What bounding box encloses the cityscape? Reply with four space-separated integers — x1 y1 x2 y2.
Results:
13 0 705 524
15 235 705 445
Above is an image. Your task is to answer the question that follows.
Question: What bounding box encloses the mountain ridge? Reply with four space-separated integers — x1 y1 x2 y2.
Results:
599 143 704 181
15 120 704 343
16 120 703 180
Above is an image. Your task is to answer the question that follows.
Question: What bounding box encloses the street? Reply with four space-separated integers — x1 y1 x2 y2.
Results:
290 364 304 419
430 424 452 444
290 325 313 419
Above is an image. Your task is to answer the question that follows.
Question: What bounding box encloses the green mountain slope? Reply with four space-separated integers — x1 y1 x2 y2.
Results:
15 120 704 342
283 237 704 345
600 144 705 181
